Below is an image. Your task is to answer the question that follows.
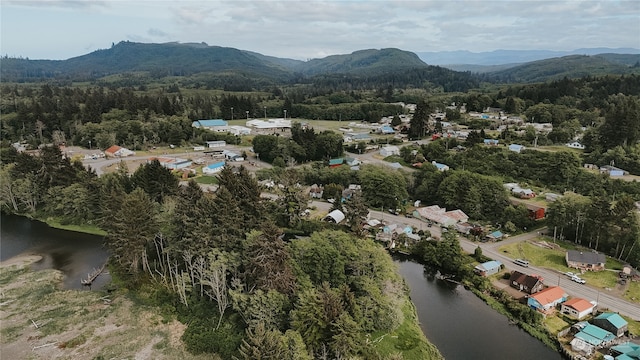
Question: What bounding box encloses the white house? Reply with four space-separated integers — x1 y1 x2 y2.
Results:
380 146 400 157
206 140 226 148
226 125 252 136
324 209 345 224
509 144 525 153
566 142 585 150
560 298 596 320
432 161 450 171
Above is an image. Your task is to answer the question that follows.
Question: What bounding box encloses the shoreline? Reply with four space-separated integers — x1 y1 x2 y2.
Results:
0 253 44 269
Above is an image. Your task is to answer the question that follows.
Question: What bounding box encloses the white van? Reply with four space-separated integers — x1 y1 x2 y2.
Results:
514 259 529 267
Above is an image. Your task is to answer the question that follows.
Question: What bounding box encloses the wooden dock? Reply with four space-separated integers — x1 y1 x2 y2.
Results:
81 263 105 286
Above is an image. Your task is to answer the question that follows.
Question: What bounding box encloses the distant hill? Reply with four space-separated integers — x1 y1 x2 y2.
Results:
1 41 293 81
0 42 437 82
488 54 640 83
292 48 429 75
416 48 640 66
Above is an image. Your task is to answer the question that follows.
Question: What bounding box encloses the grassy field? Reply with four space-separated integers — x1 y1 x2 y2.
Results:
498 241 640 302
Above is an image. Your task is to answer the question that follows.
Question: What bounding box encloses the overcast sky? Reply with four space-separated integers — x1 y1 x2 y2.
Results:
2 0 639 60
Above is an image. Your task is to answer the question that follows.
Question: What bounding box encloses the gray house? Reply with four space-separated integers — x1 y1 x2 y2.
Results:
566 250 606 271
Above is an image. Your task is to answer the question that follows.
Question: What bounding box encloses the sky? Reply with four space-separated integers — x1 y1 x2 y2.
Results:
1 0 639 60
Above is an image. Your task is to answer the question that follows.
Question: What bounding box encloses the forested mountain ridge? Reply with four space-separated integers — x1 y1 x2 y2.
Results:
1 42 432 81
488 54 640 83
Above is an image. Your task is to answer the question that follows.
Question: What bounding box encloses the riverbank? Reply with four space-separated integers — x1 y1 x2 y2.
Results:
0 254 210 360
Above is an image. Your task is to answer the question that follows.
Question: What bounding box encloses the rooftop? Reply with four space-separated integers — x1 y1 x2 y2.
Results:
594 312 628 329
530 286 566 306
567 250 606 265
562 298 594 312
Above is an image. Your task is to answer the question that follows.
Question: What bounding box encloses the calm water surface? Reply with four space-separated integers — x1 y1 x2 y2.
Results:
1 214 110 289
395 257 563 360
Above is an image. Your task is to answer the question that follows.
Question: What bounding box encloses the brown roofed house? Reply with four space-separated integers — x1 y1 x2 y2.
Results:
509 271 545 294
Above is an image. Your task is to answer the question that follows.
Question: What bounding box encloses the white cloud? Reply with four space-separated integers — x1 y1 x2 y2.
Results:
1 0 638 60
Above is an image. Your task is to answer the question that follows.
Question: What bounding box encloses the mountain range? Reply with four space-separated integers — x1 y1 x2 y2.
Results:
1 41 639 85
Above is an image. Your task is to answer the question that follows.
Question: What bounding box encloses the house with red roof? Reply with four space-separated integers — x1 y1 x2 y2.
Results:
527 286 568 314
104 145 135 157
560 298 596 320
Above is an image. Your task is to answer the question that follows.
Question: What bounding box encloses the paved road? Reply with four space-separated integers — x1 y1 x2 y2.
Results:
458 233 640 321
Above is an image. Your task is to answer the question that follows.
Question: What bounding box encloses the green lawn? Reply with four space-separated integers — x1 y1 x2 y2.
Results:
42 217 107 236
194 175 219 185
544 315 570 334
498 241 629 292
624 281 640 304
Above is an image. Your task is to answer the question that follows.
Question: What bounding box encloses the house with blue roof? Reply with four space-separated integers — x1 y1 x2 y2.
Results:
611 342 640 359
574 323 616 347
202 161 225 175
431 161 450 171
378 125 395 134
592 312 628 337
192 119 228 131
474 260 502 276
484 139 499 146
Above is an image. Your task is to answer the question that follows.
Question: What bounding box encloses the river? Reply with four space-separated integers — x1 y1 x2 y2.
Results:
0 214 110 289
395 257 562 359
1 214 562 358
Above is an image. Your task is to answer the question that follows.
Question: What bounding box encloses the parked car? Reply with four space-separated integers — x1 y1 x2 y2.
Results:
565 272 575 278
571 275 586 284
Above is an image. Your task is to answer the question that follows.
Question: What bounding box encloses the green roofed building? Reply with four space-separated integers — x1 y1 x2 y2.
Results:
593 312 628 337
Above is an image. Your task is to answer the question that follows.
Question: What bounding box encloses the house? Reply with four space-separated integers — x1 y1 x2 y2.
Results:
328 158 344 168
566 141 585 149
148 157 192 170
380 146 400 157
202 162 225 175
523 203 546 220
527 286 567 313
226 125 252 136
560 298 596 320
572 323 616 348
341 184 362 201
206 140 226 148
432 161 450 171
592 312 628 337
345 157 361 166
324 209 345 224
223 151 244 162
104 145 135 157
309 184 324 199
566 250 606 271
378 125 395 134
508 144 525 153
486 230 504 241
474 260 502 276
600 165 625 177
610 342 640 359
509 271 545 294
192 119 228 131
246 119 292 131
483 139 499 146
511 186 535 198
413 205 468 228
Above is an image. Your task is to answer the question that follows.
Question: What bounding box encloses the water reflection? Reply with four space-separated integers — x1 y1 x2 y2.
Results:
395 256 562 360
1 214 110 290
